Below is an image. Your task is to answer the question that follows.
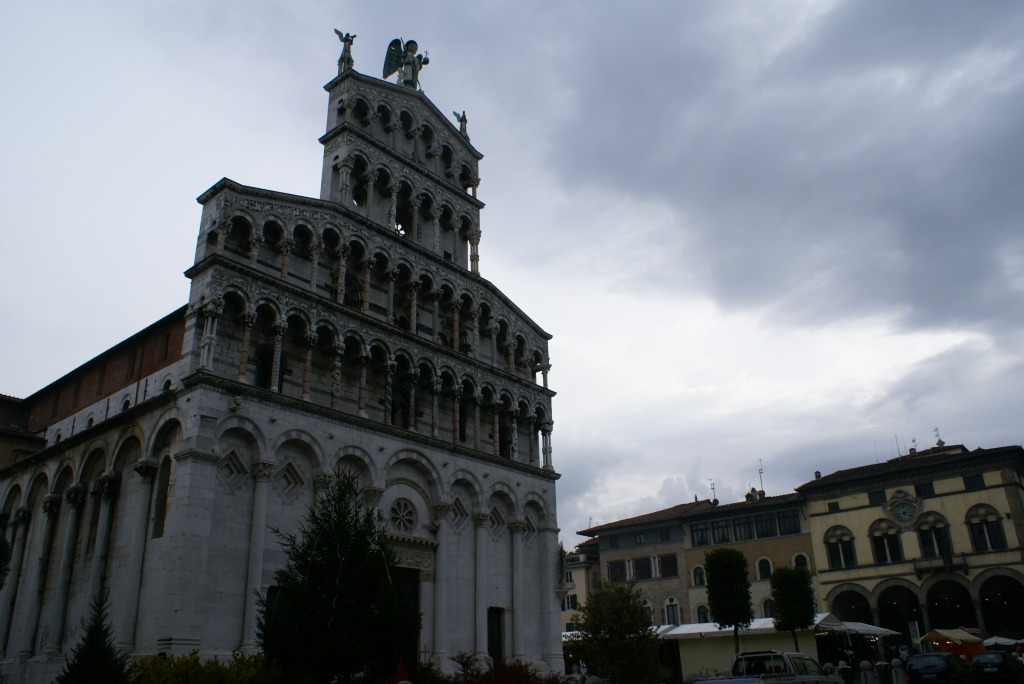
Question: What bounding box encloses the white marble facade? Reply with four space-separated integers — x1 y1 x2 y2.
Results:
0 50 561 683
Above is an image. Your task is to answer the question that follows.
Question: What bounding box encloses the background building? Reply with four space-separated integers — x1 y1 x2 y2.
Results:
0 41 561 683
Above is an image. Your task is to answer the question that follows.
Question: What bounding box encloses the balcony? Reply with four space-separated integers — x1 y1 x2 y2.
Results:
912 553 969 577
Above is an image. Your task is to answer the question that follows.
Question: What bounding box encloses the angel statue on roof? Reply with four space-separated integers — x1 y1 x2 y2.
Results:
384 38 429 90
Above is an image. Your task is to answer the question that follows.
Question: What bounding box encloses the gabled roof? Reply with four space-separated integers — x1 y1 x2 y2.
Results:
578 499 711 537
796 444 1024 495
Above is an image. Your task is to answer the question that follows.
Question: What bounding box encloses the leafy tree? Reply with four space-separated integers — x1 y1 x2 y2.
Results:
54 593 130 684
770 566 817 650
567 580 660 684
257 472 420 684
705 547 753 654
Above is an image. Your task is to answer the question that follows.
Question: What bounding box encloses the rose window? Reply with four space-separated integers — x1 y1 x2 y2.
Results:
390 499 416 533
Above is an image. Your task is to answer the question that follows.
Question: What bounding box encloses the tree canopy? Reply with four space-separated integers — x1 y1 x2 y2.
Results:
568 580 660 684
54 593 130 684
257 472 420 684
770 566 817 650
705 547 753 654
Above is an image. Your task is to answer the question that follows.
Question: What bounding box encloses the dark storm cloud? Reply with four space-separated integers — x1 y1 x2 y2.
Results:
528 2 1024 333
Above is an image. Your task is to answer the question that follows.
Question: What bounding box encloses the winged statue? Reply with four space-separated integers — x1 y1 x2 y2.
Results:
384 38 429 90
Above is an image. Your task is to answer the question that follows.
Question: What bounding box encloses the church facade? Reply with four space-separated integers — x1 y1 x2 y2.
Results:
0 40 561 682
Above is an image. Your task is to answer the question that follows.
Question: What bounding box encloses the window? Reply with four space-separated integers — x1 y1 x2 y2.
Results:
634 557 653 581
763 598 775 618
755 513 778 538
825 526 857 569
713 520 731 543
917 518 952 558
778 509 801 535
562 594 579 611
635 532 646 545
665 597 680 625
697 605 710 623
915 482 935 498
733 516 754 541
609 536 620 549
869 520 903 564
967 505 1007 552
868 490 887 506
827 501 840 513
794 553 809 569
641 599 654 624
963 474 984 491
758 558 772 580
693 566 705 587
660 528 671 542
608 561 627 583
659 554 679 578
565 571 573 584
691 523 710 546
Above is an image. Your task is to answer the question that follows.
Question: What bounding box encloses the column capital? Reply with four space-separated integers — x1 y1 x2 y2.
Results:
13 506 32 526
272 323 287 337
509 520 529 535
473 513 491 527
42 494 62 517
203 297 224 318
362 486 384 507
64 484 85 508
305 332 319 348
252 461 275 481
277 238 295 255
97 473 121 499
541 421 554 435
133 460 159 481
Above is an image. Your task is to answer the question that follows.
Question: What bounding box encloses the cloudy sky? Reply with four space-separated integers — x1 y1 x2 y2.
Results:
2 2 1022 547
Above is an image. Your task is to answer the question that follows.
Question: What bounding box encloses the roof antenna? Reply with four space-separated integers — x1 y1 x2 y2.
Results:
758 459 765 492
934 427 944 447
708 478 716 501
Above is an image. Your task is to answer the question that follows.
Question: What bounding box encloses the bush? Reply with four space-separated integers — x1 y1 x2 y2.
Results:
128 651 280 683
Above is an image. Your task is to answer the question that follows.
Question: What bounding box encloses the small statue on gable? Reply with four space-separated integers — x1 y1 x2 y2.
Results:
384 38 429 90
334 29 356 72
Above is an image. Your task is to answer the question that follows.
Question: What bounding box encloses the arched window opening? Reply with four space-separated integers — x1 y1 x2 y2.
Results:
916 513 953 559
794 553 809 569
966 504 1007 552
121 399 131 412
693 566 705 587
758 558 772 580
870 520 904 564
763 598 775 618
665 597 680 625
151 456 172 538
825 526 857 569
697 605 710 623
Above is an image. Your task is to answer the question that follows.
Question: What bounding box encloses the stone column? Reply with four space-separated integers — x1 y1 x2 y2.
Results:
541 422 554 470
118 460 158 651
383 356 396 426
474 513 490 656
19 495 61 659
88 474 120 602
237 312 255 382
473 395 482 451
361 258 374 315
386 270 397 325
199 298 223 370
301 333 317 401
308 242 321 292
470 309 481 360
506 343 516 373
541 527 563 670
357 354 369 418
43 485 84 657
247 232 263 265
526 414 537 465
432 212 441 253
334 245 350 305
488 324 499 366
387 185 398 227
278 238 294 280
451 388 462 445
509 410 519 462
407 369 419 432
241 461 274 651
432 503 453 666
270 323 286 392
430 292 441 343
364 171 377 220
470 231 481 275
451 301 462 351
408 282 420 334
431 378 441 438
329 343 345 410
339 157 354 206
0 507 31 658
510 521 527 660
492 408 501 458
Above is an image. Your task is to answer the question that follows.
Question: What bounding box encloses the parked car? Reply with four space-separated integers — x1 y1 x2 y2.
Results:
693 651 843 684
906 652 975 684
972 652 1024 684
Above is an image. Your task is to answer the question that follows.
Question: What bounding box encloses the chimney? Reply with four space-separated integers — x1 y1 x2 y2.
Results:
814 470 822 480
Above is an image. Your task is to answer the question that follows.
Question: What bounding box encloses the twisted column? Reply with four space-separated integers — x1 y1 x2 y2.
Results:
383 356 396 425
386 270 397 325
361 257 374 314
451 388 462 444
270 323 286 392
470 308 481 359
430 292 441 343
473 395 482 450
237 312 256 382
301 333 317 401
509 410 519 462
492 407 501 458
431 377 441 438
308 242 321 292
451 300 462 351
408 282 420 334
407 369 419 432
329 343 345 409
526 414 537 465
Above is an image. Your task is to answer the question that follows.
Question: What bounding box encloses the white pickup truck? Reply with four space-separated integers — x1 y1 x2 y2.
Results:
695 651 843 684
